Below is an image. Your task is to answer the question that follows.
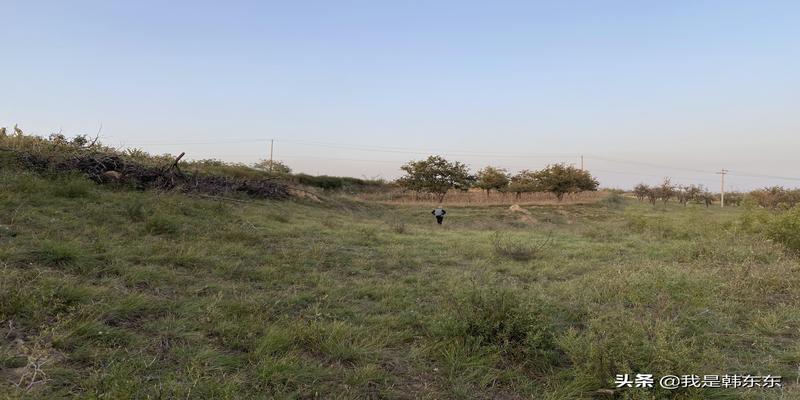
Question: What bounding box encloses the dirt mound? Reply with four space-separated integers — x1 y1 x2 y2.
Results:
508 204 531 215
508 204 538 223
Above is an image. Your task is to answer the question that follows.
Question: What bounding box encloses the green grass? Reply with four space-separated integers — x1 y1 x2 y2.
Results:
2 166 800 399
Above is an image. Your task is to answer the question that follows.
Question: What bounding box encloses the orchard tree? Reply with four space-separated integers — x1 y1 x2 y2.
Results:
532 163 599 201
633 183 650 202
699 191 715 207
475 166 510 197
725 191 744 207
677 184 702 206
688 185 704 204
507 170 538 199
397 155 471 202
646 188 659 205
656 178 676 205
645 178 676 206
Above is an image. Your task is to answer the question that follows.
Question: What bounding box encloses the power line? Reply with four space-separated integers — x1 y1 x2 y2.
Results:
584 155 717 174
106 136 800 183
114 138 271 146
279 155 405 164
278 139 579 158
727 171 800 182
113 137 579 158
590 168 718 183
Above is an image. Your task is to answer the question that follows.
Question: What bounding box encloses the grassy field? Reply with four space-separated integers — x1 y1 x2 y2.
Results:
2 164 800 399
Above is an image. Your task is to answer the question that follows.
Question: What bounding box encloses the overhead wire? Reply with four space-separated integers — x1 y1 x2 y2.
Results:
102 136 800 183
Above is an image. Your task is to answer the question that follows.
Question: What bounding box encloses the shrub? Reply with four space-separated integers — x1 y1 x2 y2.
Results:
748 186 800 209
491 231 551 261
600 192 625 209
739 199 771 232
766 205 800 252
433 287 559 370
124 198 148 222
294 174 384 191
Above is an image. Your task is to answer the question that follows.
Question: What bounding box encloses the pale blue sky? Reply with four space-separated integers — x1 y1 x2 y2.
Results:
2 1 799 189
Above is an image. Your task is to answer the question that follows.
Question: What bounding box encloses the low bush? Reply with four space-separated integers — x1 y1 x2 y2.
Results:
600 192 625 209
766 205 800 252
293 174 385 191
739 199 771 232
123 197 148 222
491 231 550 261
432 287 560 371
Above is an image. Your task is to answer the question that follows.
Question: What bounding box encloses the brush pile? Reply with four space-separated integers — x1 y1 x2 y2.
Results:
3 134 291 200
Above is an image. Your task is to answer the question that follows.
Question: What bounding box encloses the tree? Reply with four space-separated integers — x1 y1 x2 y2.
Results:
507 170 538 199
646 188 658 205
655 178 676 205
725 191 744 207
633 183 650 202
676 184 702 206
699 191 715 207
253 160 292 175
475 166 510 197
397 155 471 202
531 163 599 201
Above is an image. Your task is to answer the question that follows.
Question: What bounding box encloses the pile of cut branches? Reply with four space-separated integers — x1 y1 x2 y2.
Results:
7 149 290 200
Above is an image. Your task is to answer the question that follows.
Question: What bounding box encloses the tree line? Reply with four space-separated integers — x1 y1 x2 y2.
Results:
396 155 599 202
632 178 743 207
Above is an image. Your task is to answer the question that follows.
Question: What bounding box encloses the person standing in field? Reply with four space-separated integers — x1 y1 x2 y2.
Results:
432 206 447 225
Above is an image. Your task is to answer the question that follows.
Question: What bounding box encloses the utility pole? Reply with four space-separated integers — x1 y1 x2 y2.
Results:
580 155 584 171
269 139 274 173
716 169 728 207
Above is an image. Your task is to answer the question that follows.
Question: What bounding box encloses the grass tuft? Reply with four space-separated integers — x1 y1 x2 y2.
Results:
51 175 93 198
123 197 148 222
29 240 82 267
144 214 181 235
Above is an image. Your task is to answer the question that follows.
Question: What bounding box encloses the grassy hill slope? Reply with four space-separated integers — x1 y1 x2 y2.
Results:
2 163 799 399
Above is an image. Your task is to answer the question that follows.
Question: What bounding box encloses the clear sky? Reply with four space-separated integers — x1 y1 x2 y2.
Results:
3 1 799 190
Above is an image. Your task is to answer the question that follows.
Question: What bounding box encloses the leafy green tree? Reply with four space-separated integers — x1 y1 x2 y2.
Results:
253 160 292 175
475 166 510 197
532 163 598 201
507 170 538 199
397 155 471 202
